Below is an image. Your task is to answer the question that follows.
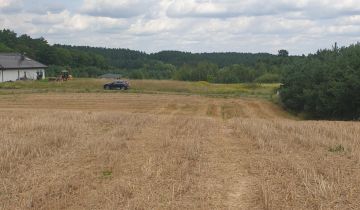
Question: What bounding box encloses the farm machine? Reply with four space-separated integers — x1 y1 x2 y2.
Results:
58 70 73 81
49 69 73 82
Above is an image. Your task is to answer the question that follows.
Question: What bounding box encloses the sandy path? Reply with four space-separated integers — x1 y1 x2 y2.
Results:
201 123 263 209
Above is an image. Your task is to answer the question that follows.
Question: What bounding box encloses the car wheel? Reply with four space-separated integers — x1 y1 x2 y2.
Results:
105 86 110 90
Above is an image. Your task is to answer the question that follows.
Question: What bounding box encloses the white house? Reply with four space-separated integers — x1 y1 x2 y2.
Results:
0 53 47 82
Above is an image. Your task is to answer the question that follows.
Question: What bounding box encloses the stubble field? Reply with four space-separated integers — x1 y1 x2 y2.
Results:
1 91 359 209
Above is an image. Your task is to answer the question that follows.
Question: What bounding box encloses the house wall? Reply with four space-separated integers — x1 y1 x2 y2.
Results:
2 70 18 82
0 69 45 82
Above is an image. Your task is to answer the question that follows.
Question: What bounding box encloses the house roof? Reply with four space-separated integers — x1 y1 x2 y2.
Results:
0 53 47 70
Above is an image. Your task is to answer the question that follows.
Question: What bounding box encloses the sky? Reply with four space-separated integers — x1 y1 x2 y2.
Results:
0 0 360 55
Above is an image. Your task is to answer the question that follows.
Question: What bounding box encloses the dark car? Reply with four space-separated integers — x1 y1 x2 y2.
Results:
103 80 130 90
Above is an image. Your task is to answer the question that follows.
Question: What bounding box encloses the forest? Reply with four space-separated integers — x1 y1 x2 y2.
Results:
0 29 290 83
1 29 359 120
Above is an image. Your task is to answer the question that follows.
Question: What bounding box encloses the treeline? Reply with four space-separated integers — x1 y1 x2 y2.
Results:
55 45 148 69
280 43 360 120
0 29 108 73
56 45 294 83
0 28 294 82
55 45 278 68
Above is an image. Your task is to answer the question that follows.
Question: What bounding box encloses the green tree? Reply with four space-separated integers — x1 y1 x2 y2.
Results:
278 49 289 57
280 44 360 120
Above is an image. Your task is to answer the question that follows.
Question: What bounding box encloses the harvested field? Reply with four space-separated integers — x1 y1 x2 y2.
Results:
0 93 286 119
1 93 359 209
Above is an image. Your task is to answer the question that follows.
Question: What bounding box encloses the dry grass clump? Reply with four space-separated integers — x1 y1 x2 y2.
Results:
229 119 360 209
0 110 221 209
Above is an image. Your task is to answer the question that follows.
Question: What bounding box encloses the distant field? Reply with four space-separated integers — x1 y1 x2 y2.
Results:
1 83 359 209
0 79 280 99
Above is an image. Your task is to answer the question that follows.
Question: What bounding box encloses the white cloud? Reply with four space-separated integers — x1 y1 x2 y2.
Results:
30 10 129 34
167 0 228 18
339 15 360 25
166 0 306 18
166 0 360 19
1 0 360 55
26 2 65 14
0 0 23 13
81 0 156 18
0 0 12 7
129 18 181 35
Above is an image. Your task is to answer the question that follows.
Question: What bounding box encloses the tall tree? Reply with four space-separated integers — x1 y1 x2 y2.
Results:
278 49 289 57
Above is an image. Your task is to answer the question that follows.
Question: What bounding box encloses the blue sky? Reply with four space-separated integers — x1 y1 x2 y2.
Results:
1 0 360 55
